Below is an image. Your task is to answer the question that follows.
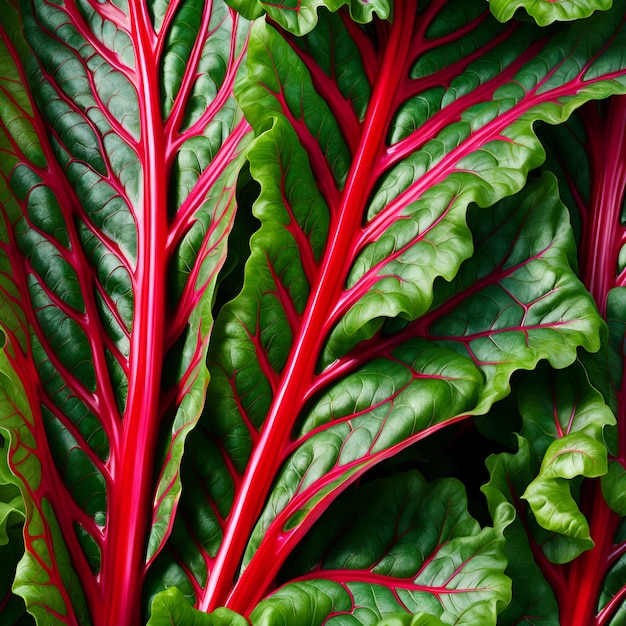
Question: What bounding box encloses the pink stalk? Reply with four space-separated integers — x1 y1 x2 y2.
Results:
200 2 418 613
100 4 168 623
557 95 626 625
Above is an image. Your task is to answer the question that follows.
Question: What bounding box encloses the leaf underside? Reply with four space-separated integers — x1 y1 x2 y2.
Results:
0 0 250 622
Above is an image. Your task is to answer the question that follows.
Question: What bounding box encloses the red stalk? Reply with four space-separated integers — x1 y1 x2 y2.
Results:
99 3 168 623
581 96 626 316
200 2 418 613
560 481 619 626
556 95 626 626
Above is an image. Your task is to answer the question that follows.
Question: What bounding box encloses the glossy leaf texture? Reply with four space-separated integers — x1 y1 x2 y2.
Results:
489 0 613 26
147 1 626 621
0 433 29 624
539 96 626 320
148 588 248 626
150 472 513 626
251 472 513 626
482 98 626 625
224 0 391 35
0 0 250 623
482 358 615 624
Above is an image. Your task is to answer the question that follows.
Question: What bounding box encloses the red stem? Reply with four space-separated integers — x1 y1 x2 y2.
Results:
199 2 417 614
580 96 626 316
99 4 168 624
561 481 620 626
556 95 626 626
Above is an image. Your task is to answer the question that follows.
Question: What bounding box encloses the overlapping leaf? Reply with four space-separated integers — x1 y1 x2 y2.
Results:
250 473 513 626
529 93 626 625
539 97 626 318
489 360 614 553
483 441 561 625
482 358 620 624
148 1 626 619
152 473 513 626
479 225 625 625
148 588 248 626
224 0 391 35
489 0 613 26
0 0 250 623
0 433 28 624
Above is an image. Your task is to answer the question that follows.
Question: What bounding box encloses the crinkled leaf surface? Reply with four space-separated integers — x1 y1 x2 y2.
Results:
482 359 618 624
250 472 512 626
0 433 29 624
483 441 560 626
535 93 626 625
375 615 446 626
148 588 248 626
489 0 613 26
518 361 614 545
148 1 626 619
0 0 250 623
539 97 626 321
224 0 390 35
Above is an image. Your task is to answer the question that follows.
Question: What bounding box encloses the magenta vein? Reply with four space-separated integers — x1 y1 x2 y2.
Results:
167 187 237 348
166 542 205 597
279 24 362 156
40 391 110 482
265 258 302 340
246 301 281 393
259 79 340 212
167 118 249 252
33 22 139 151
83 0 130 29
93 280 132 345
337 12 378 88
154 0 186 56
296 568 486 595
286 375 413 457
278 157 320 285
163 0 217 139
52 0 137 77
227 367 262 447
371 73 621 247
414 3 492 60
167 13 248 154
73 208 135 277
392 45 532 154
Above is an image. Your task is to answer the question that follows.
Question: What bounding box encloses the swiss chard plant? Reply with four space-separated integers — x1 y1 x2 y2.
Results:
1 0 626 624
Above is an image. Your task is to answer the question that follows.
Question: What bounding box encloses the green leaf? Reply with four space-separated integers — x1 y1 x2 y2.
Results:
514 361 614 555
225 0 391 35
0 434 29 624
156 3 626 614
0 0 251 622
607 287 626 402
602 460 626 517
483 445 560 625
252 473 512 626
375 614 446 626
481 357 617 625
597 521 626 626
148 588 248 626
426 174 603 414
489 0 613 26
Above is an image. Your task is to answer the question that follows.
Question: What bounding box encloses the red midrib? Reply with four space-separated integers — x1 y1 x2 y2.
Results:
583 97 626 317
200 2 417 614
560 483 619 626
99 6 168 624
558 97 626 626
